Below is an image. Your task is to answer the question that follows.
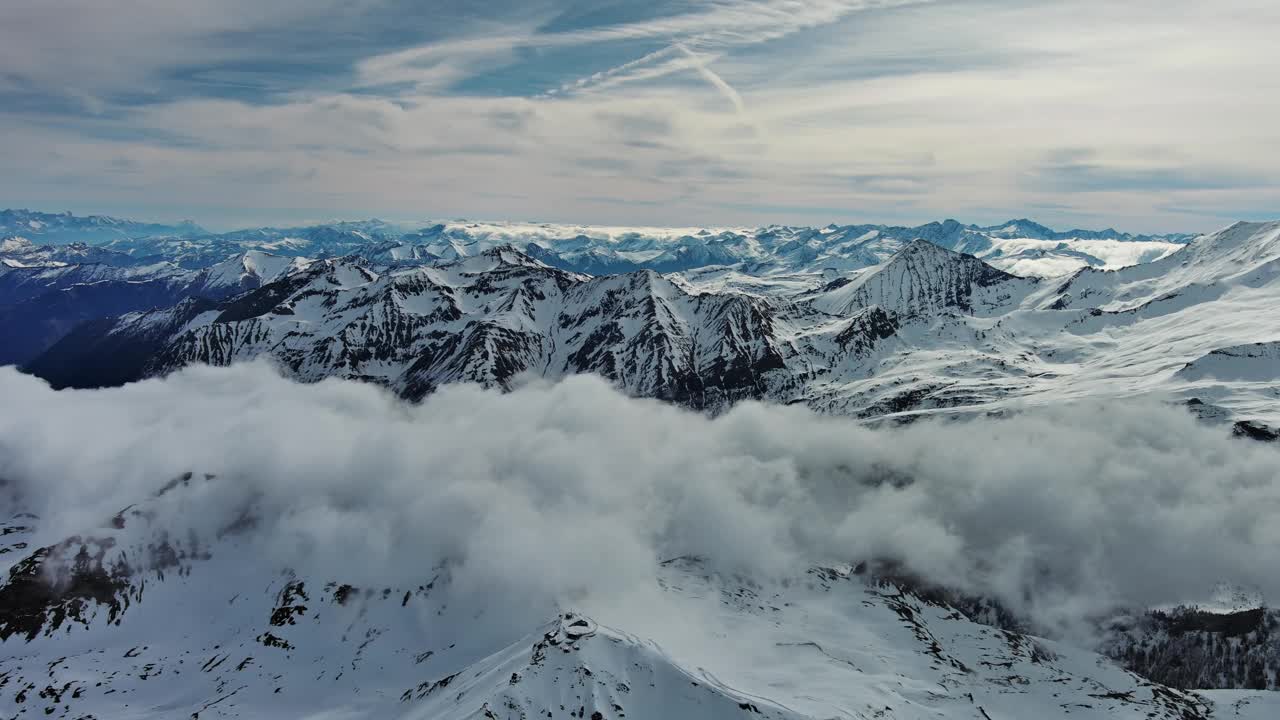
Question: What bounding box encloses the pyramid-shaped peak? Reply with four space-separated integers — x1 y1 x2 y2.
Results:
474 244 550 268
887 238 983 266
900 237 949 253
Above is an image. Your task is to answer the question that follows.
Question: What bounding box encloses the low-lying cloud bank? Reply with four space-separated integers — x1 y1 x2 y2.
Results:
1 362 1277 640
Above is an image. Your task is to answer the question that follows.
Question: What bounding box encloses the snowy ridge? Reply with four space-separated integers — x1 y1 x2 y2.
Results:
1041 221 1280 313
189 249 313 296
0 258 189 305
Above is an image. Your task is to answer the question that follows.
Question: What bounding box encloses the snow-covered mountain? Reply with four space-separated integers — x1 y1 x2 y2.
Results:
0 256 188 306
30 249 798 408
25 221 1280 432
0 210 1199 371
1102 604 1280 692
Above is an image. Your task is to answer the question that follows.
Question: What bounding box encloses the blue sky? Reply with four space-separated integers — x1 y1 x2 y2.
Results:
1 0 1277 232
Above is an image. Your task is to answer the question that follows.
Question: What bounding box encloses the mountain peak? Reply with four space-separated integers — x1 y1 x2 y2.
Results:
475 243 551 269
899 237 950 255
984 218 1055 238
888 238 1003 272
811 238 1025 318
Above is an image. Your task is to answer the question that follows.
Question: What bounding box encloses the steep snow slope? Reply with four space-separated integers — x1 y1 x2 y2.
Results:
1013 221 1280 424
47 249 795 408
1041 221 1280 313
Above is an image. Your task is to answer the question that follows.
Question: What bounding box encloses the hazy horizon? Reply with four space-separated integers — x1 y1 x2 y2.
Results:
0 203 1245 237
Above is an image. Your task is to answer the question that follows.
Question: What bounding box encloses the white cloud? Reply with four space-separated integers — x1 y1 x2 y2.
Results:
353 32 532 92
2 362 1278 642
550 45 692 95
0 0 347 106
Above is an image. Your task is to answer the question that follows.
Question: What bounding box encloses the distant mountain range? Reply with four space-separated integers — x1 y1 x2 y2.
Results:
1 208 1190 277
0 208 205 244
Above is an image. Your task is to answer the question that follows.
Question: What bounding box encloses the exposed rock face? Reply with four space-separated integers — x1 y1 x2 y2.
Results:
0 540 132 642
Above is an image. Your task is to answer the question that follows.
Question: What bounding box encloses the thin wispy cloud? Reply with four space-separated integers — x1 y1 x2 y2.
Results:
675 43 747 115
549 45 697 96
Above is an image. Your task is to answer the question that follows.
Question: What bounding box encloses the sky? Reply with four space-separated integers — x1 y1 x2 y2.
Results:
1 0 1278 233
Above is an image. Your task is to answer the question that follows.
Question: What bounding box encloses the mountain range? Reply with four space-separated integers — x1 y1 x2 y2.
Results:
3 211 1274 433
2 208 1279 719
